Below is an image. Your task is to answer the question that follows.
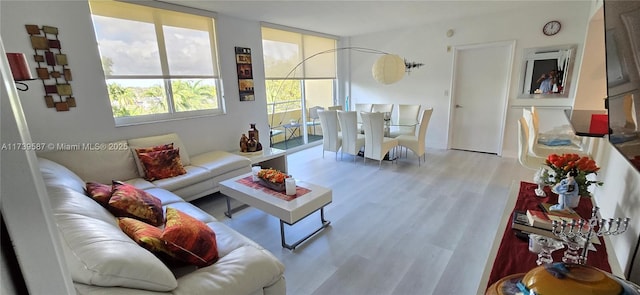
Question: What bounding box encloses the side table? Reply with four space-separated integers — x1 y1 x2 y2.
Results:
282 122 302 149
235 147 288 173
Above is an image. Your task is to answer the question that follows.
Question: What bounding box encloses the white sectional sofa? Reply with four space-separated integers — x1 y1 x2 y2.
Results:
40 133 251 201
36 133 286 294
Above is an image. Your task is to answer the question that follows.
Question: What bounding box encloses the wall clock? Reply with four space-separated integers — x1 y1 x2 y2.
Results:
543 20 561 36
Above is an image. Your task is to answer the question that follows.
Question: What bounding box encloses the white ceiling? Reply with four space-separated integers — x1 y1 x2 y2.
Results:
160 0 549 37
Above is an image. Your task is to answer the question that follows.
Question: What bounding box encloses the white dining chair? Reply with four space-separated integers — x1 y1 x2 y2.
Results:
396 108 432 166
389 104 421 138
523 108 588 157
337 111 365 162
518 116 548 170
355 103 373 129
531 106 588 151
317 110 342 159
371 103 394 114
361 112 398 167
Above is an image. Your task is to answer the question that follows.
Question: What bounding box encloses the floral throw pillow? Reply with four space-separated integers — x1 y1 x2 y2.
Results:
136 148 187 181
118 217 173 256
135 143 174 154
85 181 113 206
109 182 164 226
162 207 218 267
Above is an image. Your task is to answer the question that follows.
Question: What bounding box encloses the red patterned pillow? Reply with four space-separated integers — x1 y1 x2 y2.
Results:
136 148 187 181
109 182 164 226
118 217 171 255
162 207 218 267
135 143 174 154
85 181 112 205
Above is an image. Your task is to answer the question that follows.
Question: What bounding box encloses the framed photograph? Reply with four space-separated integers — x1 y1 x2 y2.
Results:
237 64 253 79
235 47 255 101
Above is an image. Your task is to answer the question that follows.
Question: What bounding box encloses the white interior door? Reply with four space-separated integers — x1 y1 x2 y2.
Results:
449 41 514 155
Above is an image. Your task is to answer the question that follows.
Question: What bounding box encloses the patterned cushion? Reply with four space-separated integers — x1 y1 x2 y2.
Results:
85 182 112 206
117 217 171 255
162 207 218 267
136 148 187 181
132 143 175 178
136 143 174 154
109 182 164 226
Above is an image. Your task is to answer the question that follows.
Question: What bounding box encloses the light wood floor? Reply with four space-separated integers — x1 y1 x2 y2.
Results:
193 146 534 295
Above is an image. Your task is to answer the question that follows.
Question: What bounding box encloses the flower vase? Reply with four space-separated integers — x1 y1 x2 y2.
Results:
248 123 262 151
565 194 581 209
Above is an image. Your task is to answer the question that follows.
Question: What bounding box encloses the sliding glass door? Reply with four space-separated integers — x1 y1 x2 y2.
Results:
262 26 337 150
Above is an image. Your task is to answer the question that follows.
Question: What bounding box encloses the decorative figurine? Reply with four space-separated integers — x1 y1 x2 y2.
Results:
533 167 547 197
240 134 249 152
247 136 258 152
550 169 580 211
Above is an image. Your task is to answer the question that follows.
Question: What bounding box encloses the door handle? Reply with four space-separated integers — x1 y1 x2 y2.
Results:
455 104 463 108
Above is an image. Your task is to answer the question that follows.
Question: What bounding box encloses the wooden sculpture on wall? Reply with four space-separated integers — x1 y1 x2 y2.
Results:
25 24 75 111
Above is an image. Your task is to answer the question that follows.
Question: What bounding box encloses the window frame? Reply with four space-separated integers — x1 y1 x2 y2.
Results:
90 0 225 126
261 24 339 114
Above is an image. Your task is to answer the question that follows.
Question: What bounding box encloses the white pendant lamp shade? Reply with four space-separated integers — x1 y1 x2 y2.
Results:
372 54 405 84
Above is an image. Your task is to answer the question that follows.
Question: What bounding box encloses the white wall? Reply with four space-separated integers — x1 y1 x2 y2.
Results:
574 8 607 110
345 1 592 156
0 1 270 156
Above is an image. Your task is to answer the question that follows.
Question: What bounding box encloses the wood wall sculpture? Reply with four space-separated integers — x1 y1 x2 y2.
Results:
25 24 75 111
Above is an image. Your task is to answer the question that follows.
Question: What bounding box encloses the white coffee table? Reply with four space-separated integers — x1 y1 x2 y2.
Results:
219 173 332 250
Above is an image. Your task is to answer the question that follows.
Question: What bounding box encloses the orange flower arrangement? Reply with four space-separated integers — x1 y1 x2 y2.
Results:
542 153 603 197
257 168 289 184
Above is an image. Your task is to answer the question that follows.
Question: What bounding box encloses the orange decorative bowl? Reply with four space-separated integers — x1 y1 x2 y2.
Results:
486 263 640 295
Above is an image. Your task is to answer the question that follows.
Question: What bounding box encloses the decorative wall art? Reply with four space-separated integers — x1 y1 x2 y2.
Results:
25 24 75 111
235 47 255 101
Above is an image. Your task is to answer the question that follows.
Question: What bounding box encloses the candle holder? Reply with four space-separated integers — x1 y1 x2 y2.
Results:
552 206 630 265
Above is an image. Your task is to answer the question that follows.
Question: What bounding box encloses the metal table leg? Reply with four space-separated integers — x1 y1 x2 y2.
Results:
224 196 248 218
280 207 331 250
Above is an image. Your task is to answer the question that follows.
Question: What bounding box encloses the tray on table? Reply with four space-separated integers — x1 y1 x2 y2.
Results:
257 178 286 192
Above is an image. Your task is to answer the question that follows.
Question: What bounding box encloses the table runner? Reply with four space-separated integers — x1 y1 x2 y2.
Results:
236 176 311 201
486 181 611 289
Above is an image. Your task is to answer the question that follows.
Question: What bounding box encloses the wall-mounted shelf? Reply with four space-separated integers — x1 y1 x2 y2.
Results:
564 109 609 137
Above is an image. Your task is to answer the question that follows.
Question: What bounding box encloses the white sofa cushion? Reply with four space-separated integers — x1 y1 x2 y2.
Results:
173 246 285 295
38 158 86 194
127 133 191 176
56 212 178 291
190 151 251 176
47 187 115 224
123 178 156 190
38 140 139 184
151 165 210 191
144 188 185 206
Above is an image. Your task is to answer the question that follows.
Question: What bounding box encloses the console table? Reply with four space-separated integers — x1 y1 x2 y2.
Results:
477 181 624 294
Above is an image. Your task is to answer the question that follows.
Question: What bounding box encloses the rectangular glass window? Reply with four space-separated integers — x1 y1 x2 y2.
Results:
89 0 222 125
